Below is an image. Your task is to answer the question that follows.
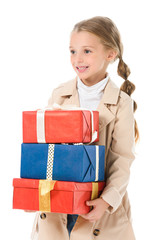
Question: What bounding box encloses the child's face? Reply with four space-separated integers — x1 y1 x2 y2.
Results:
69 31 111 85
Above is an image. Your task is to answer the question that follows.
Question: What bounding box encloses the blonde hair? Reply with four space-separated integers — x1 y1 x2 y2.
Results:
72 16 139 143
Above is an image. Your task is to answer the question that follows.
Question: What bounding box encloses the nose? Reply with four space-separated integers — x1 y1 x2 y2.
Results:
76 53 84 63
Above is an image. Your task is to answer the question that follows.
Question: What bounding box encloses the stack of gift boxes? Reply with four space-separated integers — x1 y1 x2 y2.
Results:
13 108 106 214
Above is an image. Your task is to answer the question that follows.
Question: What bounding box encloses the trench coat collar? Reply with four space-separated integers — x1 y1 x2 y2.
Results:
58 75 120 128
60 75 120 106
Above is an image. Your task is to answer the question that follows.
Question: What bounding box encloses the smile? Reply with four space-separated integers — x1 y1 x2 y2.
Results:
76 66 89 73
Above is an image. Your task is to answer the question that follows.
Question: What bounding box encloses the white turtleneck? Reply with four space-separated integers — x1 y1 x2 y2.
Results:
77 75 109 110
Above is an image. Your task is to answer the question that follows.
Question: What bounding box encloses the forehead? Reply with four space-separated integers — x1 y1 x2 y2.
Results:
70 31 102 48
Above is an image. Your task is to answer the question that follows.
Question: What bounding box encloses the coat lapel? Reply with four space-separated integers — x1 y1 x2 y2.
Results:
58 77 80 107
97 78 120 129
57 76 120 128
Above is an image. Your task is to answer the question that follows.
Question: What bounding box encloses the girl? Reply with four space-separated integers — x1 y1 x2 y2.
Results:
32 16 139 240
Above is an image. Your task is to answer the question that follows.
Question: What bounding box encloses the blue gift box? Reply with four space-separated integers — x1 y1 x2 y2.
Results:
20 144 105 182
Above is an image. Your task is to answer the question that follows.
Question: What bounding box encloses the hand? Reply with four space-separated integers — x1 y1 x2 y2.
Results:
80 197 110 222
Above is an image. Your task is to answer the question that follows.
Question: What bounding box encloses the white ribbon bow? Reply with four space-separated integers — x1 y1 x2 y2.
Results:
37 103 98 144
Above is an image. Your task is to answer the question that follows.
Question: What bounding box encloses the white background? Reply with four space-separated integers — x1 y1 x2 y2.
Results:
0 0 160 239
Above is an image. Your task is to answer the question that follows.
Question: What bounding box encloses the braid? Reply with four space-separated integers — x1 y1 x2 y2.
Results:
117 57 139 143
117 58 130 80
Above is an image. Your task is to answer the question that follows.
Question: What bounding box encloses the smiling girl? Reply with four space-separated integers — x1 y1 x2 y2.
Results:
69 31 114 87
32 16 138 240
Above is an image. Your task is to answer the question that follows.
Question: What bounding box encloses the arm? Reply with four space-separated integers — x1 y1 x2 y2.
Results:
81 96 135 221
101 96 135 214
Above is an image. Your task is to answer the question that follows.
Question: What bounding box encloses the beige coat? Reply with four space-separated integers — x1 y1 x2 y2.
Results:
31 76 136 240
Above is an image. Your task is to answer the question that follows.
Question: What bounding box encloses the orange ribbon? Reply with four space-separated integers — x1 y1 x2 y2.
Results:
90 182 99 210
91 182 99 200
39 180 56 212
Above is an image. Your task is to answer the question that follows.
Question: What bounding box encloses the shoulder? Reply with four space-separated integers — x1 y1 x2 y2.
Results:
48 77 76 106
109 79 132 103
119 89 132 104
118 89 134 114
106 80 134 124
52 78 76 96
108 79 133 114
54 78 75 91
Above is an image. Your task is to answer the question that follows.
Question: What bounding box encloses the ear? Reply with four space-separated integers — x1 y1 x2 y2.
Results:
105 50 118 62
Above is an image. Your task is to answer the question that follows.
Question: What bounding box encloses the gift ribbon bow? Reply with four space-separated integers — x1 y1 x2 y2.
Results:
39 180 56 212
36 103 98 144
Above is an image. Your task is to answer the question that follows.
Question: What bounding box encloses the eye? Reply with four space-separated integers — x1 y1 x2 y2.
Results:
84 49 91 54
70 50 76 54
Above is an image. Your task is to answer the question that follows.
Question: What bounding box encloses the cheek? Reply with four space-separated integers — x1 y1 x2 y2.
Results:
87 56 96 65
97 56 106 67
70 56 74 65
70 57 77 70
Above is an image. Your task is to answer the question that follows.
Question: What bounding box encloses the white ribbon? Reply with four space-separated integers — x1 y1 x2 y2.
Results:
95 146 99 181
36 103 98 144
37 109 46 143
46 144 55 180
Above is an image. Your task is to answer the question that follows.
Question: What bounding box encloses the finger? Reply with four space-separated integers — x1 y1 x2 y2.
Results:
80 213 93 220
80 212 95 220
89 219 96 222
83 216 97 222
80 214 89 220
81 215 96 222
80 208 97 220
86 199 97 206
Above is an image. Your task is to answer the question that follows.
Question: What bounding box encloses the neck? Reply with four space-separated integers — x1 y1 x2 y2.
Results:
80 72 108 86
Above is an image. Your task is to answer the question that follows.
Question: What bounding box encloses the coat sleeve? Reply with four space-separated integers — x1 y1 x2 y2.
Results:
47 85 64 107
100 96 135 214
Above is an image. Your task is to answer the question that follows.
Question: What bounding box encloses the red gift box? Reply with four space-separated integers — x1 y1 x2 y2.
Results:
23 110 99 143
12 178 105 214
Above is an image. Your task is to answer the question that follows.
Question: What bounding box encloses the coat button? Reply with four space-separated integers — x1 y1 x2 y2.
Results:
93 229 100 236
62 218 66 225
40 213 46 219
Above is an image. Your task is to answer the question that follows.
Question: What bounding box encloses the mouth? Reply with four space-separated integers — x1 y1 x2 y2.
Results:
76 66 89 73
